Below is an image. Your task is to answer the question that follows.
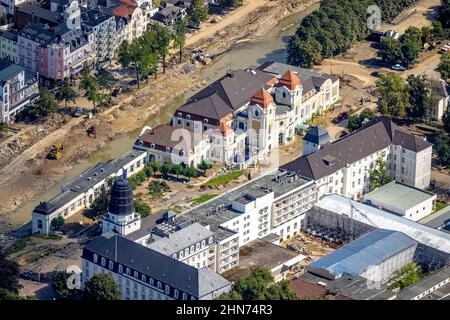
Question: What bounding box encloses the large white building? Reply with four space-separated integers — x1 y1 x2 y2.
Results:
32 150 146 235
283 117 433 200
134 62 340 169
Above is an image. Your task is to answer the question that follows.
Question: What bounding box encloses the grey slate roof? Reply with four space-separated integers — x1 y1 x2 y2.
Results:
81 9 114 27
282 117 432 180
0 60 25 83
420 205 450 231
178 69 274 119
148 222 214 256
309 229 418 278
303 126 330 145
83 235 230 298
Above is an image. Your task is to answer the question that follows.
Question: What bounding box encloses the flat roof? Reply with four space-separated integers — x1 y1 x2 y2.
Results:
364 181 436 212
396 266 450 300
419 206 450 231
314 194 450 254
173 169 313 236
222 239 303 282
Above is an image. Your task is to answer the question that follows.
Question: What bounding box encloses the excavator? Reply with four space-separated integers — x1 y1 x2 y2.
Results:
47 139 64 160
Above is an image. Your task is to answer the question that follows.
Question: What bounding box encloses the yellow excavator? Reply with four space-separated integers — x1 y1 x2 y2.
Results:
47 139 64 160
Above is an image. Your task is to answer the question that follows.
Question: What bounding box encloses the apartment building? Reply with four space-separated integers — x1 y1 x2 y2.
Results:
0 30 18 64
104 0 146 44
81 10 116 62
283 117 433 200
82 234 231 300
18 23 94 81
134 61 340 168
0 59 39 123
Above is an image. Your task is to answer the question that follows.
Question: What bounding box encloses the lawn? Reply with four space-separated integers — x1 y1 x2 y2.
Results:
190 193 219 205
203 170 244 188
32 234 63 240
435 202 447 212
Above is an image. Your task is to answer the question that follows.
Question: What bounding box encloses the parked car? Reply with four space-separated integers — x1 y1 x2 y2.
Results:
332 112 349 124
129 79 138 86
371 71 383 77
72 107 84 117
391 64 406 71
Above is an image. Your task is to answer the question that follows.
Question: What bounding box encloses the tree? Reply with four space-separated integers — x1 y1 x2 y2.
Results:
376 74 409 118
264 280 297 300
379 37 403 65
187 0 209 27
368 155 394 191
51 215 65 230
56 80 77 109
348 108 376 132
172 19 187 63
148 180 170 199
82 273 121 300
198 160 213 176
52 271 77 299
0 123 8 136
400 39 420 68
91 185 109 216
149 161 161 173
183 167 198 180
30 87 58 119
118 40 145 88
0 250 20 294
134 199 151 217
79 67 103 109
438 51 450 82
420 26 432 48
443 108 450 134
216 290 243 300
144 165 154 178
287 36 322 68
155 26 171 74
161 163 173 177
97 68 115 95
171 164 184 178
406 75 429 120
434 134 450 167
347 115 361 132
432 20 444 42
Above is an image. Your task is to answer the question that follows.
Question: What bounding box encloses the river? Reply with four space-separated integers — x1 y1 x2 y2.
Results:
4 3 320 232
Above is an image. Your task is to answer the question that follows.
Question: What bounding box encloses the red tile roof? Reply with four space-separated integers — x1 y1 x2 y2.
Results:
278 70 301 90
250 88 274 109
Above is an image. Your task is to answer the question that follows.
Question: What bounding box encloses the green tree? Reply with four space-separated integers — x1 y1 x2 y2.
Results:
0 250 20 293
134 199 151 217
233 266 274 300
56 80 78 109
183 166 198 180
91 185 109 216
161 163 173 177
443 108 450 134
155 26 171 74
438 51 450 82
287 36 322 68
52 271 77 299
406 75 429 120
97 68 114 95
379 37 403 65
420 26 432 48
187 0 209 27
144 165 154 178
376 74 409 118
149 161 161 173
118 40 144 88
264 280 297 300
79 67 103 109
0 123 8 136
171 164 184 178
148 180 170 199
82 273 121 300
51 215 65 230
172 19 187 63
30 87 59 118
198 160 213 176
400 39 420 68
432 20 444 42
369 155 394 191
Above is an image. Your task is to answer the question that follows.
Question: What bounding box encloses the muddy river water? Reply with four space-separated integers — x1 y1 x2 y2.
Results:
6 3 320 231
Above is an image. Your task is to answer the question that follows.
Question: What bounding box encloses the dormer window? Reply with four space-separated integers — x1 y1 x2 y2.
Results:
166 147 171 153
282 92 287 98
322 155 336 166
186 115 191 120
179 150 185 156
150 143 155 149
177 112 182 117
203 119 208 124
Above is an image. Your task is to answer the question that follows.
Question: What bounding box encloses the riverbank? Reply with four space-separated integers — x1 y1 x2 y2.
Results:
0 0 321 232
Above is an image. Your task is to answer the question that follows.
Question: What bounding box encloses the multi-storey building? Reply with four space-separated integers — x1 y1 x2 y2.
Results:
134 61 340 168
0 59 39 123
283 117 433 200
82 234 231 300
18 23 94 82
104 0 145 44
0 30 18 64
81 10 116 62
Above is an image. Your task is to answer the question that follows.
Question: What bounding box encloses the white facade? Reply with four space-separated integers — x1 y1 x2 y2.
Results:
102 211 142 236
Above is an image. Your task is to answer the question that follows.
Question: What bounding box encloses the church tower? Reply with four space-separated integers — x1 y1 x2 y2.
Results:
101 170 141 236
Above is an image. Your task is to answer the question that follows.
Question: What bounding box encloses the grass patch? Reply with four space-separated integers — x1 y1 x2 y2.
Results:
190 193 219 205
203 170 244 188
434 202 447 212
32 234 63 240
25 247 58 264
166 207 181 214
6 238 31 255
388 263 424 291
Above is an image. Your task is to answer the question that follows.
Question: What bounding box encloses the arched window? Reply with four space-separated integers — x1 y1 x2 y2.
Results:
186 115 191 120
166 147 171 153
150 143 155 149
203 119 208 124
282 91 286 98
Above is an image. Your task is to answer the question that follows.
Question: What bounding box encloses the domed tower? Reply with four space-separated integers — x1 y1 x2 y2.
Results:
101 170 141 236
